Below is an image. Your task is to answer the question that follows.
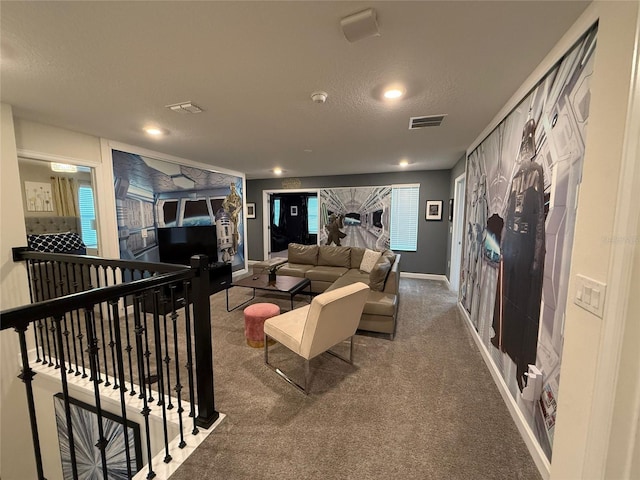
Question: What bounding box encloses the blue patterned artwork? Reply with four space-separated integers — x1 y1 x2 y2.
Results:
54 393 142 479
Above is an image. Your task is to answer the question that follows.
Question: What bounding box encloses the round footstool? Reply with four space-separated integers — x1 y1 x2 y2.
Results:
244 303 280 348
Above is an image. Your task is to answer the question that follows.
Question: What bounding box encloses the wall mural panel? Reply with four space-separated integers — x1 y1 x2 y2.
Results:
112 149 245 271
319 186 391 250
460 24 598 459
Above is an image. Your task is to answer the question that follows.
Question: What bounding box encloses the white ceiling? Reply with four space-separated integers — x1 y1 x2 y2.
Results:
0 1 589 179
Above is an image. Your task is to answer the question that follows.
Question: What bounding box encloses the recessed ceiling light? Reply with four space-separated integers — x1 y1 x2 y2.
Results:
144 126 167 136
383 87 405 100
399 159 409 167
273 167 283 175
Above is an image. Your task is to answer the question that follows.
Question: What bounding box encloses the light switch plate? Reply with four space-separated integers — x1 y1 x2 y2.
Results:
574 274 606 318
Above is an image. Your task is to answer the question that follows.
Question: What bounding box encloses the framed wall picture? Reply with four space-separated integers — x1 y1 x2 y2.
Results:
426 200 443 221
290 205 298 216
246 202 256 219
25 181 54 212
54 393 142 479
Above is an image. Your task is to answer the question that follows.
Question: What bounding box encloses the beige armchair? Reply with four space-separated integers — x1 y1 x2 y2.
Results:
263 282 370 394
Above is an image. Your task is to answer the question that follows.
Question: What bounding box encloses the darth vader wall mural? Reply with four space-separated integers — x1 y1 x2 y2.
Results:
460 24 597 459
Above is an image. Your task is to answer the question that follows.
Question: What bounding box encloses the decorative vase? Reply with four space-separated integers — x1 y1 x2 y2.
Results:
268 271 277 283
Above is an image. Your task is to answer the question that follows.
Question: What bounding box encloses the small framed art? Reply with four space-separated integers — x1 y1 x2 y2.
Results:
247 203 256 219
426 200 443 221
291 205 298 216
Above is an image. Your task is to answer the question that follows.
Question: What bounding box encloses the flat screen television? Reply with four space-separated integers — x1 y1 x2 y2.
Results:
157 226 218 266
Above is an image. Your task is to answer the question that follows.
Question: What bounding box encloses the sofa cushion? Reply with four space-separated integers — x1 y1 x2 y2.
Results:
326 271 370 290
318 245 351 268
288 243 318 265
277 263 314 277
360 248 381 273
369 258 392 291
350 247 366 269
363 291 397 317
381 249 396 266
306 266 348 282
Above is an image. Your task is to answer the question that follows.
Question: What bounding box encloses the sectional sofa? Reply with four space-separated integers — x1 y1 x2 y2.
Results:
264 243 400 339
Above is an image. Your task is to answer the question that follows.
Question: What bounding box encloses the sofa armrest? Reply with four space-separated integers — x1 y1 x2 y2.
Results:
383 254 401 295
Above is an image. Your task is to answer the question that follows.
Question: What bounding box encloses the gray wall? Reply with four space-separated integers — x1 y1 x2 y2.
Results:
246 170 452 274
446 155 467 279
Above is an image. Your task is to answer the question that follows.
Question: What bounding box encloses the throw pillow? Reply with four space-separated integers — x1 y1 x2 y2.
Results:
360 248 382 273
369 258 392 291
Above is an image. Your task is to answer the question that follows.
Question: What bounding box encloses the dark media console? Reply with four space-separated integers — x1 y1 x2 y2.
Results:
206 261 233 295
144 225 232 313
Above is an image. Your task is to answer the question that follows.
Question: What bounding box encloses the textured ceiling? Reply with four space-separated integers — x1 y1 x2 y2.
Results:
0 1 589 179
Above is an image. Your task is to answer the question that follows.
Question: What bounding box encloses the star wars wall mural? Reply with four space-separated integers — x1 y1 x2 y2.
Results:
112 149 245 272
319 186 391 250
460 24 597 459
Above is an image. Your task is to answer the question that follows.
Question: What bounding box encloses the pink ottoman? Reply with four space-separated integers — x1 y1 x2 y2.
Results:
244 303 280 348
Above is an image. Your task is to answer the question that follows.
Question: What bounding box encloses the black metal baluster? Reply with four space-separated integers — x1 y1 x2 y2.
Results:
170 285 187 448
141 278 154 403
110 299 134 479
49 263 64 370
71 264 87 378
151 289 172 463
16 326 46 480
24 260 41 364
53 315 79 480
121 268 136 396
33 261 48 364
83 307 109 480
82 267 102 383
62 264 74 374
94 266 110 386
182 282 199 435
43 317 54 367
103 267 119 389
161 294 174 411
41 263 54 366
133 294 156 479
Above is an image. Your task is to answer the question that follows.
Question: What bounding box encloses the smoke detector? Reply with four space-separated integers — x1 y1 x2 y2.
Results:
311 91 328 104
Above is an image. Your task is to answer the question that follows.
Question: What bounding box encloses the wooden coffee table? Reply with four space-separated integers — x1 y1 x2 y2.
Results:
226 274 312 312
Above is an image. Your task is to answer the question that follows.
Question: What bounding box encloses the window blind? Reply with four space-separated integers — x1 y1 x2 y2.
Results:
272 198 281 227
390 184 419 251
307 196 318 234
78 185 98 248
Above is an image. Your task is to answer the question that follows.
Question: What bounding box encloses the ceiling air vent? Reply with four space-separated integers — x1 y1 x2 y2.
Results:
165 101 203 114
409 114 447 130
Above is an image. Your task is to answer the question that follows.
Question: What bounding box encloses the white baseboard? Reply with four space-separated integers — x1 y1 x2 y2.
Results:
400 272 449 283
457 303 551 480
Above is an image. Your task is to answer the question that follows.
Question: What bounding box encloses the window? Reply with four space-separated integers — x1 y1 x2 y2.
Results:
307 196 318 234
78 185 98 248
272 198 281 227
390 184 419 251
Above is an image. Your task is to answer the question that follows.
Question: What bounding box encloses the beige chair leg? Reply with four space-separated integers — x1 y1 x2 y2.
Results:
264 333 310 395
325 335 355 365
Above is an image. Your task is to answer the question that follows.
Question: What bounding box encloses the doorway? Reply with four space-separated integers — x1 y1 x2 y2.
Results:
263 189 319 259
449 173 466 293
18 157 100 255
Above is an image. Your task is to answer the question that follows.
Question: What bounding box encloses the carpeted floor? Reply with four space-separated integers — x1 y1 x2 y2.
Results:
168 277 542 480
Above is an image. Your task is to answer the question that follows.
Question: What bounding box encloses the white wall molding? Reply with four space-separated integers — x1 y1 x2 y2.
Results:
16 148 101 167
400 272 448 284
458 303 551 480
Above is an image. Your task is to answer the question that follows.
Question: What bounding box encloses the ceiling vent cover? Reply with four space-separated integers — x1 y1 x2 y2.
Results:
166 102 203 114
409 114 446 129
